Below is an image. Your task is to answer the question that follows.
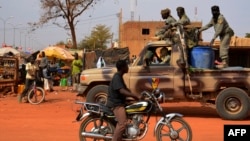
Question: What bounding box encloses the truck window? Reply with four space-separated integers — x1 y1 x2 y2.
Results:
151 47 171 65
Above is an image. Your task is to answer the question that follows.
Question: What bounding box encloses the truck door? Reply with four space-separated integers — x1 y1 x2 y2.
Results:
128 63 175 97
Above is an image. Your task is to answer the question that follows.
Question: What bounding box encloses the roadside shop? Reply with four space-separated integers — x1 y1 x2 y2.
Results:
0 56 19 94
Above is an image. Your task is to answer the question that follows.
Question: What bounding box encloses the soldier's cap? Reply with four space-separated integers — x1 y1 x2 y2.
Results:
161 8 170 15
211 5 220 12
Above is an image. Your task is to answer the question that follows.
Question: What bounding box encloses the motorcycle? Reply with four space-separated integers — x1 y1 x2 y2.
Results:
75 88 192 141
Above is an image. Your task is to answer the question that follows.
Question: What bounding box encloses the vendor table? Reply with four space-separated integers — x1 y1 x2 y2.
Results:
57 67 71 90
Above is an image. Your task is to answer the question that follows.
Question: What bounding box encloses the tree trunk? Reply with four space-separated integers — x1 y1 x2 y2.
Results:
69 22 77 49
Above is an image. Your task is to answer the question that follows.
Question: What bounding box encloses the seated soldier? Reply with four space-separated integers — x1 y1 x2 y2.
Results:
159 47 170 64
153 8 177 43
151 47 170 65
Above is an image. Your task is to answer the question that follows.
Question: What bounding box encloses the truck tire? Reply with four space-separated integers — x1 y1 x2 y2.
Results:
86 85 108 105
215 87 250 120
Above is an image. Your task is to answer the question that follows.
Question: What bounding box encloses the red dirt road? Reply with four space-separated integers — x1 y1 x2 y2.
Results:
0 87 249 141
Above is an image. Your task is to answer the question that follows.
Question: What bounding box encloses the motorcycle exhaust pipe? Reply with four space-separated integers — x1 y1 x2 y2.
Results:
81 132 112 139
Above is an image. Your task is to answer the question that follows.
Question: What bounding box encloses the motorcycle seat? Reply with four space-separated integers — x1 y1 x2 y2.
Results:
100 104 114 116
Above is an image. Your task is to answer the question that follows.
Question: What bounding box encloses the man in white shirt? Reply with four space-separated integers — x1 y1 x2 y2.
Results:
19 57 38 103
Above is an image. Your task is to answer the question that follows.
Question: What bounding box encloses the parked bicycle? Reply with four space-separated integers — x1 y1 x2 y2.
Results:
20 80 45 104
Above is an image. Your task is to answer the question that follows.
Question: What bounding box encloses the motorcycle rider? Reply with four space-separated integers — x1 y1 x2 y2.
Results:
106 60 141 141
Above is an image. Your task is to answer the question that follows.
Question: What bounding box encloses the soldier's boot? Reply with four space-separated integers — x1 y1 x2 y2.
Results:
216 58 228 69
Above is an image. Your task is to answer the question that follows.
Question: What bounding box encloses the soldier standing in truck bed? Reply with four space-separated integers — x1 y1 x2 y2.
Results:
172 6 191 27
170 7 192 46
199 5 234 68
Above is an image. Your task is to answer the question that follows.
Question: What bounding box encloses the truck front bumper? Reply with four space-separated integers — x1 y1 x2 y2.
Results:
77 85 88 95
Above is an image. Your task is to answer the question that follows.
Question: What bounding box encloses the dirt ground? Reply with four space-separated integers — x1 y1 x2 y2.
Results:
0 86 249 141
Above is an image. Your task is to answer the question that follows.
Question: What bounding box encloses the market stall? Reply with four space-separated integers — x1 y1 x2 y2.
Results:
0 56 19 94
37 46 74 87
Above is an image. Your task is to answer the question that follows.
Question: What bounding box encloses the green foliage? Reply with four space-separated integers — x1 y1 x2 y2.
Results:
78 24 112 50
56 41 65 46
245 33 250 38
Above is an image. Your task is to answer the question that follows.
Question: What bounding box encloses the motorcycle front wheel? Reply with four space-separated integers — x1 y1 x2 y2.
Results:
79 116 115 141
156 117 192 141
27 87 45 105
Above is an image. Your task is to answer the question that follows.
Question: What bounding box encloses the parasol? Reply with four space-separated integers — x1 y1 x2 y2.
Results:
40 46 74 60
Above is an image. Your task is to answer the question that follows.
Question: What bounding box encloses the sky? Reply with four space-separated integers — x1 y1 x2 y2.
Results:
0 0 249 52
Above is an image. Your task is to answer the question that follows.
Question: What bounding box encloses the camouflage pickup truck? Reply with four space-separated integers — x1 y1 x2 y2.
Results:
77 39 250 120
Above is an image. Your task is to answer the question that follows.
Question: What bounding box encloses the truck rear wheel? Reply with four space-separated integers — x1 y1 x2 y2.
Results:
216 87 250 120
86 85 108 105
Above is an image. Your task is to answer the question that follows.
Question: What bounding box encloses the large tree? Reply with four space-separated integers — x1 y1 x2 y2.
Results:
78 24 112 50
30 0 100 49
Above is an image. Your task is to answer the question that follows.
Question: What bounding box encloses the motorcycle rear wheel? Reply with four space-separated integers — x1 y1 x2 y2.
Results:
156 117 192 141
79 116 115 141
27 87 45 105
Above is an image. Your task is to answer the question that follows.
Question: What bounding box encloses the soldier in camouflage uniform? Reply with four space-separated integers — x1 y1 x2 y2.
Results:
154 8 177 42
171 7 192 67
170 7 193 47
199 5 234 68
172 7 191 27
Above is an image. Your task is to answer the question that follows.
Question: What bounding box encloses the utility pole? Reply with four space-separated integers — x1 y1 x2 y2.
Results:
8 23 22 48
118 8 122 48
0 16 14 46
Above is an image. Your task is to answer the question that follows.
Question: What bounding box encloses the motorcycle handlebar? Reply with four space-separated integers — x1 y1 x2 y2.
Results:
140 90 152 100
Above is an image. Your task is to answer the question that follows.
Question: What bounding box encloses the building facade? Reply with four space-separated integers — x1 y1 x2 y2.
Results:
119 21 164 58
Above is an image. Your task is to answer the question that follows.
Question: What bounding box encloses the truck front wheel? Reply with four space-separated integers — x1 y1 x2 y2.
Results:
86 85 108 105
216 87 250 120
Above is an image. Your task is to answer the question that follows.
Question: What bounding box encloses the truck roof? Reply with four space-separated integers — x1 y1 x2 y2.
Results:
146 41 172 47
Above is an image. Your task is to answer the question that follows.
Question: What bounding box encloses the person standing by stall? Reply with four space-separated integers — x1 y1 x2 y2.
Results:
39 51 48 69
43 65 54 93
71 52 83 91
19 64 26 84
38 51 48 85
